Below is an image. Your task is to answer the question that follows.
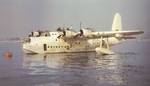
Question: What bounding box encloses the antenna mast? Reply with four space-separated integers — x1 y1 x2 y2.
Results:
80 22 82 30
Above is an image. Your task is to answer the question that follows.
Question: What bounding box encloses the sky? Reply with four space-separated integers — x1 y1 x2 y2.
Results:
0 0 150 39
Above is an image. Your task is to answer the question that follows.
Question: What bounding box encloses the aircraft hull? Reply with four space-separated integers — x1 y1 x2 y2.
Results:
23 36 120 54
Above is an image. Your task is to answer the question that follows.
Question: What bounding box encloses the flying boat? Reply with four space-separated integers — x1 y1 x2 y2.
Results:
22 13 144 55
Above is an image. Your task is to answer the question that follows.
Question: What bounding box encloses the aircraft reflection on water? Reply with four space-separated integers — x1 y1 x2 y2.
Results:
23 52 128 86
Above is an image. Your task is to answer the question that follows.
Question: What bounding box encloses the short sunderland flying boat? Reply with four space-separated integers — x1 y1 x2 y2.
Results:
22 13 144 55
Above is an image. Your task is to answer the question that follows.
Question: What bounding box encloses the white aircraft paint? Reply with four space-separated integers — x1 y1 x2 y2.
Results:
22 13 144 55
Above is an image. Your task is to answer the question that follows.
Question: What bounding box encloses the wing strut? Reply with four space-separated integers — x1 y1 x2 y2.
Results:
95 36 114 55
99 36 110 49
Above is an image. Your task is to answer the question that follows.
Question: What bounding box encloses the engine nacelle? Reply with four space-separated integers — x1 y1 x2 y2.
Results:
28 31 40 37
80 28 94 37
62 29 77 38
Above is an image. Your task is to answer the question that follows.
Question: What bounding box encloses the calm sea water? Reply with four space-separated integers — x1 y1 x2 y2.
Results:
0 40 150 86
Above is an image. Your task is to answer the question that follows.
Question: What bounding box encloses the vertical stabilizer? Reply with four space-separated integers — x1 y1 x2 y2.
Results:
112 13 122 31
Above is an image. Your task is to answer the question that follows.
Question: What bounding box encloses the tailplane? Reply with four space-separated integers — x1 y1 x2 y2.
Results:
112 13 122 31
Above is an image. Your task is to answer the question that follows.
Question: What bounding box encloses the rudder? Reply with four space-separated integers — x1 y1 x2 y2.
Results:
112 13 122 31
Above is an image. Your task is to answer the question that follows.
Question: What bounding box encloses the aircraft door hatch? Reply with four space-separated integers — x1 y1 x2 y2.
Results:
43 44 47 51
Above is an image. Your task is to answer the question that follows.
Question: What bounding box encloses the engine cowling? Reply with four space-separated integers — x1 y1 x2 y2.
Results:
80 28 93 37
62 29 77 38
28 31 40 37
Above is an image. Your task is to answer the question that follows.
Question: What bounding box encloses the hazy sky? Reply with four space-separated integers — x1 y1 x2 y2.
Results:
0 0 150 38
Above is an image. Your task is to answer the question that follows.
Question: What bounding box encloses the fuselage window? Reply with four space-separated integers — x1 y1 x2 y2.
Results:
66 46 69 50
67 46 69 48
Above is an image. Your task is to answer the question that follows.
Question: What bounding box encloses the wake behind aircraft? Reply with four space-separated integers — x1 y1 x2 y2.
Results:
22 13 144 55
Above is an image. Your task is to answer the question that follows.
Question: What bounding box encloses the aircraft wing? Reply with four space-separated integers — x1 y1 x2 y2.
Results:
60 30 144 40
79 30 144 39
111 30 144 36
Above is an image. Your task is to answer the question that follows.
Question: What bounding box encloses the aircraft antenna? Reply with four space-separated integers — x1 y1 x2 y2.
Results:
80 22 82 30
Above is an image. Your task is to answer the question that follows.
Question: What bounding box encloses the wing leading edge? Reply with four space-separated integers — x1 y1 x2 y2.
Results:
77 30 144 39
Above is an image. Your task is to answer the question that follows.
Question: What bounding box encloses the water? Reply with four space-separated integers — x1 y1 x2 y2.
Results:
0 40 150 86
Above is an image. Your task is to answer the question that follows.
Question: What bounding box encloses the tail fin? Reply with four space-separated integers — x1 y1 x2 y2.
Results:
112 13 122 31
